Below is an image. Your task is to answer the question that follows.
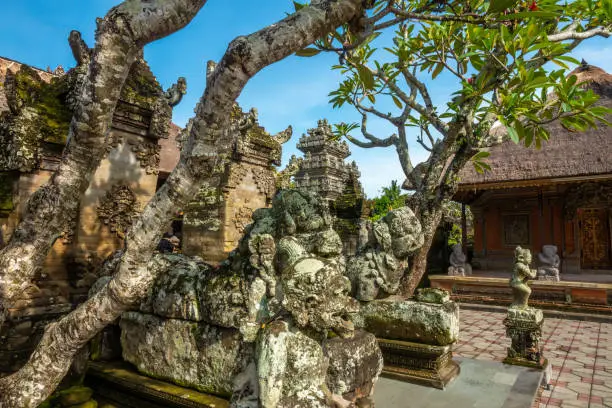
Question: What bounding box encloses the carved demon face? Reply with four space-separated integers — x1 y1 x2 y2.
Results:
282 258 358 338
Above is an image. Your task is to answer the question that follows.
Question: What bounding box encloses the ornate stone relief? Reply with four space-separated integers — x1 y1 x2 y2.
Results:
233 206 254 235
96 184 138 238
252 168 276 199
227 164 248 189
128 140 161 175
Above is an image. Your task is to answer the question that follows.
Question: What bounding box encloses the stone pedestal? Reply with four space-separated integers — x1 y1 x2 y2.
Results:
503 307 547 369
537 266 560 282
378 339 460 389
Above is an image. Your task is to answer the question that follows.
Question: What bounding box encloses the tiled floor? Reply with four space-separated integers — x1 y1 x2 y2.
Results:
454 309 612 408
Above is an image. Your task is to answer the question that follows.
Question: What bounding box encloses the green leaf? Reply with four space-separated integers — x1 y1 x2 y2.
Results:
295 48 320 57
501 11 559 20
392 95 403 109
357 64 375 90
432 63 444 79
488 0 520 14
506 126 520 143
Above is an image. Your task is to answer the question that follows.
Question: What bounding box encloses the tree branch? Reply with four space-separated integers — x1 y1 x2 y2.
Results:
0 1 364 405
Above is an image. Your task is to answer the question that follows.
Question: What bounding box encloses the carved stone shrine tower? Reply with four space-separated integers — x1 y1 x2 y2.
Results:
294 119 366 255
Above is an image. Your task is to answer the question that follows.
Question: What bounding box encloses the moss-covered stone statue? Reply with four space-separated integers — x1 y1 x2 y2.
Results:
116 190 382 408
503 246 546 369
509 246 537 309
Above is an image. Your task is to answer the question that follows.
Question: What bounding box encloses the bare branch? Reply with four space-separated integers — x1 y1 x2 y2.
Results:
548 26 611 42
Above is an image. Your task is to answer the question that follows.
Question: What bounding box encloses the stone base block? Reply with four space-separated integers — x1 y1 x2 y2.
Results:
377 338 460 389
353 297 459 346
503 307 546 369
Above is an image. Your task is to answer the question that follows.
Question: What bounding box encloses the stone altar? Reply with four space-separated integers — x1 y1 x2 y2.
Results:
537 244 561 281
118 190 383 407
503 246 547 369
447 244 472 276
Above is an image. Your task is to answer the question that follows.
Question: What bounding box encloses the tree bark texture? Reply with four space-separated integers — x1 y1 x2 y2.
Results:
0 1 363 406
0 0 207 330
400 202 443 296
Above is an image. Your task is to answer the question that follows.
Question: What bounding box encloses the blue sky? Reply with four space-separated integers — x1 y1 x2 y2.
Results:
1 1 611 197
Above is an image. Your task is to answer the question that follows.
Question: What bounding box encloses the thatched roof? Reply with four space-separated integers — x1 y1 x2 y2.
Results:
457 64 612 190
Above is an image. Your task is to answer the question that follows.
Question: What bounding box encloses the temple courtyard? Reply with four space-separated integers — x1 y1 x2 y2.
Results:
451 307 612 408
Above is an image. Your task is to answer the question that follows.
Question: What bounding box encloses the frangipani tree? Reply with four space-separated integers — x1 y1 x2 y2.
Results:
298 0 612 294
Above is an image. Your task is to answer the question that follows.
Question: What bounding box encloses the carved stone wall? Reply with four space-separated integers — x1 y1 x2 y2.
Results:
0 55 177 373
182 105 281 264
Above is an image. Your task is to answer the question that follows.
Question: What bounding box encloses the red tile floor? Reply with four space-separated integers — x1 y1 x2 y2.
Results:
454 309 612 408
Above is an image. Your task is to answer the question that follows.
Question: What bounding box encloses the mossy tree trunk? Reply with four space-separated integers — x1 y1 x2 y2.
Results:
0 0 207 330
0 1 364 406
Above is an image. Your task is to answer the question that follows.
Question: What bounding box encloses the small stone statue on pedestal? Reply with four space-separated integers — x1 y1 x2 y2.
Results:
537 245 561 281
447 244 472 276
504 246 547 370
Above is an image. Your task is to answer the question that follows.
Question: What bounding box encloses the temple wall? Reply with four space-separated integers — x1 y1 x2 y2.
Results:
75 131 159 262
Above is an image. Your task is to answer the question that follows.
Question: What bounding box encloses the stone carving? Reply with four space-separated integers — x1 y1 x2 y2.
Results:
447 243 472 276
121 190 383 407
128 139 161 175
276 154 303 189
96 184 138 238
504 246 546 369
251 168 276 198
537 245 561 281
234 206 254 235
509 246 537 309
163 77 187 107
346 206 424 301
503 307 546 369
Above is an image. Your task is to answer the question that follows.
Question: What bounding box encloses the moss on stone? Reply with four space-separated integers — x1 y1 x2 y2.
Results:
119 60 162 110
57 386 93 406
13 65 72 145
0 172 16 212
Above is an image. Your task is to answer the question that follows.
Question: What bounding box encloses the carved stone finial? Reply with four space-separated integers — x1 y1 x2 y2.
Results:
581 58 589 69
164 77 187 107
68 30 91 66
272 125 292 144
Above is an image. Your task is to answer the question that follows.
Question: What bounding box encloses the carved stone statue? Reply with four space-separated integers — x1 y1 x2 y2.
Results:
448 244 472 276
346 206 424 301
163 77 187 107
118 190 382 407
504 246 546 369
510 246 537 309
537 245 561 281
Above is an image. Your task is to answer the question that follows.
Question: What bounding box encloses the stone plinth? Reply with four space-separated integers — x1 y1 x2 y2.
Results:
378 339 460 389
537 266 560 282
353 296 460 389
353 297 459 346
503 307 547 369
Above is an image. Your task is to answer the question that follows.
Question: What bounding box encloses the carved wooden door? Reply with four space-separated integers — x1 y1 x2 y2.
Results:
580 208 611 269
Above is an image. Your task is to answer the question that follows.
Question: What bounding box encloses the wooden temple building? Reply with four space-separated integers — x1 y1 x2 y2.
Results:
431 64 612 310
